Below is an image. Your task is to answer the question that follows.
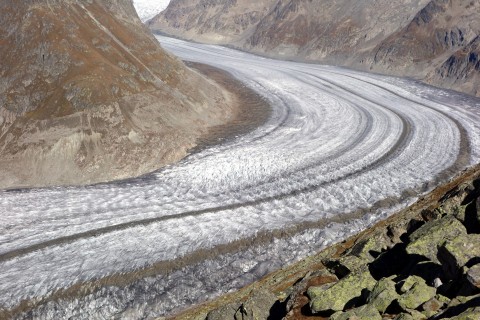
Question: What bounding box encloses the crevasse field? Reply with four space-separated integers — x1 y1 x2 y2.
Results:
2 36 480 319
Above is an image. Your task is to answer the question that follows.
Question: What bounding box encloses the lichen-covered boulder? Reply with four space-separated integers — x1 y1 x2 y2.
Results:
207 302 241 320
406 216 466 263
398 276 436 310
438 234 480 279
393 310 427 320
393 313 415 320
421 297 444 318
330 304 382 320
309 267 376 313
233 289 278 320
367 277 399 312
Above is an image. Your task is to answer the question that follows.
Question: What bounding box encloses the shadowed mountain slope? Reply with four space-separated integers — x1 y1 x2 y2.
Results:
0 0 235 189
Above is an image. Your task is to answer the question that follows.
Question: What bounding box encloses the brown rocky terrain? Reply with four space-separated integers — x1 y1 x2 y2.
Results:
171 164 480 320
0 0 237 189
150 0 480 97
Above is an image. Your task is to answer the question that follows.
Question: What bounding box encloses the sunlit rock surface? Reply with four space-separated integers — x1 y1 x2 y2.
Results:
0 0 234 189
150 0 480 97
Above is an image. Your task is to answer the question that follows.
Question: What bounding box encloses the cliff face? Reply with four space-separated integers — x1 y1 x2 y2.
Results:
0 0 234 189
150 0 480 97
150 0 277 44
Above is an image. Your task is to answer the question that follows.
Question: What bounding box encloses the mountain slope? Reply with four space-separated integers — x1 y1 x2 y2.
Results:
150 0 480 97
0 0 235 189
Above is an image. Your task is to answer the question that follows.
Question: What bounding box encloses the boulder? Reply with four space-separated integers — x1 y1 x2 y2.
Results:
406 216 466 263
309 267 376 313
467 264 480 289
323 255 369 278
347 234 391 260
393 313 414 320
393 311 426 320
398 276 436 310
421 297 443 318
330 304 382 320
233 289 278 320
367 277 399 312
207 302 241 320
438 234 480 279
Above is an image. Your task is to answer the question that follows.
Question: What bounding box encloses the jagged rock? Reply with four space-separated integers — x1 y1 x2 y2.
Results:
438 234 480 279
233 289 278 320
408 310 428 319
348 234 391 260
367 277 399 312
306 282 336 301
206 302 241 320
421 297 443 317
398 276 436 310
399 276 426 293
467 264 480 289
309 267 376 313
393 313 415 320
323 255 369 278
330 304 382 320
406 215 466 263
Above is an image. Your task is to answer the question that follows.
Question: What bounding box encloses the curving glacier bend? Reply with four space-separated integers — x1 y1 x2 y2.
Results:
1 36 480 318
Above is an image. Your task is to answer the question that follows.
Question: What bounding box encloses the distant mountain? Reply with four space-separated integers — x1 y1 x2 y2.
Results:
150 0 480 97
0 0 234 189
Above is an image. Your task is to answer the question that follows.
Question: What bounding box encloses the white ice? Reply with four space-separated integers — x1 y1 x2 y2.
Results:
1 36 480 318
133 0 171 22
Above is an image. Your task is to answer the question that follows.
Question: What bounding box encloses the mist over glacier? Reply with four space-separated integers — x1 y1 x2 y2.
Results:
2 37 480 319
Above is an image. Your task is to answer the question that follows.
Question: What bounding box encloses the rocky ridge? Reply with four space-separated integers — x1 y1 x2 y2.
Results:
150 0 480 97
0 0 236 189
171 164 480 319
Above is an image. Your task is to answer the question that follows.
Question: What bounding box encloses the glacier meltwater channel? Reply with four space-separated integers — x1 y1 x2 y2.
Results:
1 36 480 319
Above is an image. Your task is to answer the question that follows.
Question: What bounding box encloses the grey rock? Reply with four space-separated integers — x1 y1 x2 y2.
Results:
439 234 480 279
406 215 466 263
330 304 382 320
467 264 480 289
309 266 376 313
234 289 278 320
367 277 399 312
421 297 444 318
207 302 241 320
398 276 436 310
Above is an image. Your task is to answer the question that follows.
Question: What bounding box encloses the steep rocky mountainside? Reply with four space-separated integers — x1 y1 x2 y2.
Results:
0 0 235 189
151 0 277 44
150 0 480 97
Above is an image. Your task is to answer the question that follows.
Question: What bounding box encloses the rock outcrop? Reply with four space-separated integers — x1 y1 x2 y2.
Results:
150 0 480 97
0 0 236 189
173 165 480 320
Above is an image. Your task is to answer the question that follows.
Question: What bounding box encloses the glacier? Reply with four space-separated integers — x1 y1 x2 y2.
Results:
1 36 480 319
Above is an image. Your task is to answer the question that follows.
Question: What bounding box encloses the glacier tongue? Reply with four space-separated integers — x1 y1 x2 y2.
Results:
2 36 480 319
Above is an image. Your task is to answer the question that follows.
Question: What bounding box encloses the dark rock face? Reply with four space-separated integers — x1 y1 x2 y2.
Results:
150 0 480 97
0 0 234 188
